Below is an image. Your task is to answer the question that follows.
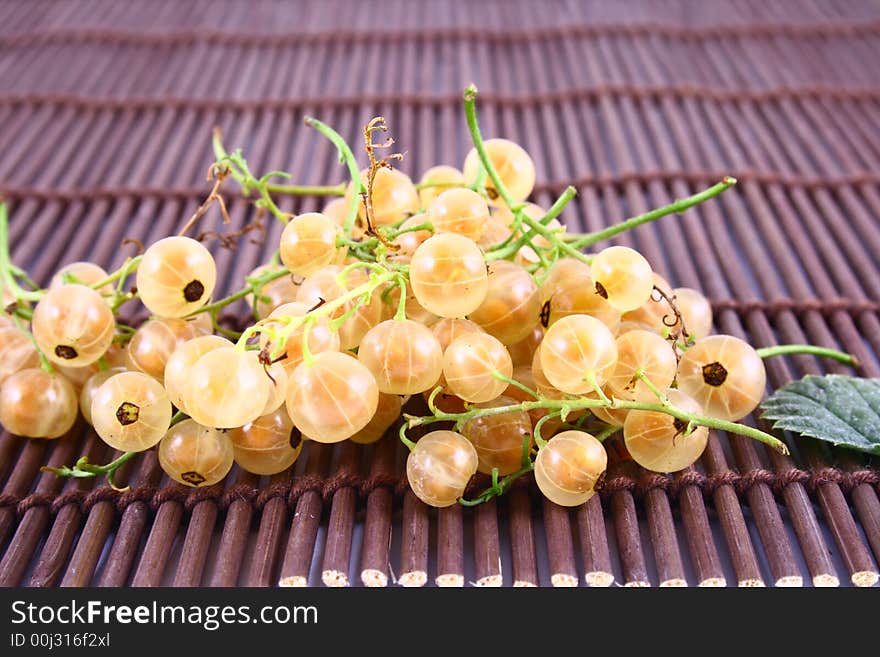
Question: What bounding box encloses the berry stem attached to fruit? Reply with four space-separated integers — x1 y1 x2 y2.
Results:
459 434 536 507
187 267 291 319
402 392 789 460
464 84 516 209
459 460 534 507
89 255 142 294
491 370 539 401
593 423 621 443
170 410 188 426
533 411 561 448
466 86 591 268
634 369 668 404
484 185 579 263
237 269 398 354
12 314 53 373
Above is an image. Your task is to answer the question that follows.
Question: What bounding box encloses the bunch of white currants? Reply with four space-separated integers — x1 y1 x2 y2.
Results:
1 128 770 510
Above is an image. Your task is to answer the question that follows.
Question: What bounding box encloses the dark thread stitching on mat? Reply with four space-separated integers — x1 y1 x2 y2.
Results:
287 474 325 507
1 467 877 517
713 298 880 317
1 20 877 48
3 171 880 206
1 85 879 111
360 473 399 497
254 480 292 511
220 483 258 511
669 470 707 497
321 473 364 501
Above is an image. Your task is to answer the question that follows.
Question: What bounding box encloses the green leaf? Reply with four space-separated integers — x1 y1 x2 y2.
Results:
761 375 880 455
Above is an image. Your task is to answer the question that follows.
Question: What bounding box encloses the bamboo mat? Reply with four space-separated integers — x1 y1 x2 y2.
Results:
1 0 879 587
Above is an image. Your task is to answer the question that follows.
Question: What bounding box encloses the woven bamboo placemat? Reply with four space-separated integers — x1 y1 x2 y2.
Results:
1 0 879 587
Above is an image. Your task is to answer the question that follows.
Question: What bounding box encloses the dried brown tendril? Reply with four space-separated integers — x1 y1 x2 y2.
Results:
651 284 690 361
177 163 232 237
361 117 403 251
197 215 266 251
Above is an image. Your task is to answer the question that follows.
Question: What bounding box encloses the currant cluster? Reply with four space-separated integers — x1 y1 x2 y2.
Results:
1 85 847 506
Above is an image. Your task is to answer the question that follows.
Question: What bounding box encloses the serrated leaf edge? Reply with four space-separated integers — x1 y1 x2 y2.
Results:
760 374 880 456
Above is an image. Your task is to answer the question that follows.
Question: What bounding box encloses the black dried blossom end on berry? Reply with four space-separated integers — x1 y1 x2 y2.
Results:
595 281 608 299
540 299 551 328
54 344 78 360
289 427 303 450
183 279 205 302
181 471 207 486
701 362 728 387
115 402 140 426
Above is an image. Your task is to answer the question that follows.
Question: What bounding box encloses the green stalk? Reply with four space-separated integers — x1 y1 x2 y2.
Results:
569 177 737 249
463 84 516 209
0 203 42 303
756 344 857 367
304 116 363 238
188 267 291 318
42 451 138 491
12 314 53 373
237 269 397 351
212 130 289 223
464 85 588 265
266 182 346 196
90 255 142 293
405 395 788 455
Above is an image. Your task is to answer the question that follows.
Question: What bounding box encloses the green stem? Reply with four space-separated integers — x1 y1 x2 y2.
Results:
459 460 535 507
304 116 363 238
398 422 417 452
41 451 138 491
756 344 857 367
393 277 408 321
299 318 316 366
634 370 667 404
464 86 590 266
405 395 788 455
10 265 39 290
487 185 578 263
517 201 593 267
490 370 538 401
12 314 53 373
593 423 620 443
387 221 433 239
587 371 611 403
532 411 561 448
237 268 396 352
266 182 346 197
569 177 737 249
188 267 290 318
90 255 142 292
463 84 516 209
0 203 42 303
213 130 290 223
